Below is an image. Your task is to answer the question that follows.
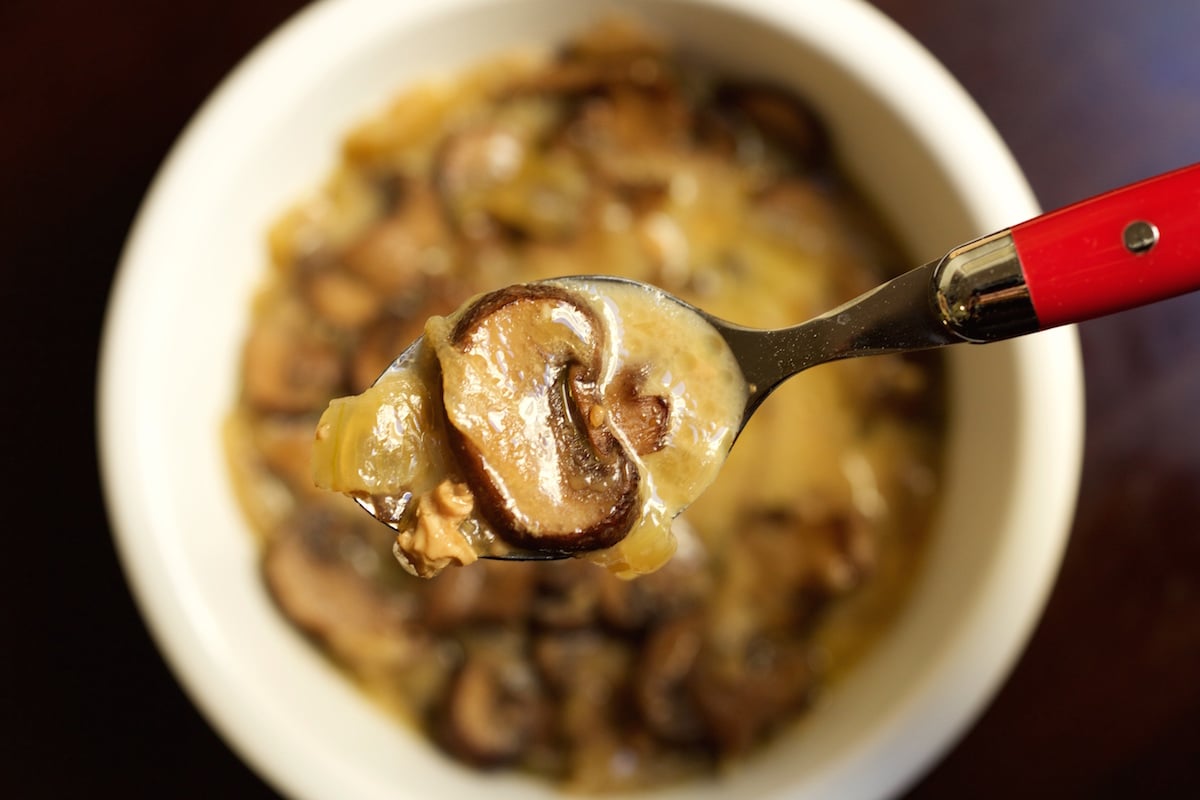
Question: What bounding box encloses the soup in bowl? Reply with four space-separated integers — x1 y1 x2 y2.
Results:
98 1 1083 798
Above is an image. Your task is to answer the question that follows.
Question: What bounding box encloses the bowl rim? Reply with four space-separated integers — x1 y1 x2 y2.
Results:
98 0 1083 798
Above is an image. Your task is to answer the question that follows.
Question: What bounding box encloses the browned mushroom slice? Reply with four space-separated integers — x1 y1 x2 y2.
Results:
348 276 475 393
435 650 544 767
740 504 878 597
712 81 830 170
341 183 455 300
301 267 383 331
634 613 708 745
596 546 712 631
436 284 643 552
530 630 633 740
433 118 590 243
432 126 521 240
242 305 344 414
565 87 690 190
689 633 815 755
606 366 669 456
507 18 673 99
262 509 412 676
530 560 604 630
349 314 429 393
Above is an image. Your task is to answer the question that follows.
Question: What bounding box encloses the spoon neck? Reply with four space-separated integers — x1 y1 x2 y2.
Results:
718 260 960 417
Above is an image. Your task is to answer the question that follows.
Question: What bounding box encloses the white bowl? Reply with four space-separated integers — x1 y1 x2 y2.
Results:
98 0 1083 798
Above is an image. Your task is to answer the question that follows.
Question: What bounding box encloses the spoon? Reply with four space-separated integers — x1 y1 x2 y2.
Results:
365 161 1200 561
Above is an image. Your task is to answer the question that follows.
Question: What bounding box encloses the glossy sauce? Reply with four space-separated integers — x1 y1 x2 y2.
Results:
225 19 945 791
313 279 747 577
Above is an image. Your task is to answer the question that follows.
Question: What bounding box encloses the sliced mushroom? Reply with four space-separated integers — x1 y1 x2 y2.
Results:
530 560 604 630
596 550 711 632
634 614 708 744
477 148 592 242
605 366 669 456
262 509 414 675
711 81 830 172
507 18 672 99
532 630 628 694
434 125 527 241
436 651 543 767
531 631 633 741
302 267 383 331
341 183 455 299
433 110 590 243
242 305 344 413
689 633 814 756
349 281 471 392
565 88 690 190
742 504 878 596
438 284 647 552
349 314 428 393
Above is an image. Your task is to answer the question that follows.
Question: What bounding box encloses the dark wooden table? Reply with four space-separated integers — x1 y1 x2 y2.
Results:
6 1 1199 797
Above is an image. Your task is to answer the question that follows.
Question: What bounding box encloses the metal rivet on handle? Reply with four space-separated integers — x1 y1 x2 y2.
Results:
1123 220 1159 254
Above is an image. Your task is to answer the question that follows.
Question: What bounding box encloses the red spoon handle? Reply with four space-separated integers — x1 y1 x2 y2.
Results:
1012 162 1200 329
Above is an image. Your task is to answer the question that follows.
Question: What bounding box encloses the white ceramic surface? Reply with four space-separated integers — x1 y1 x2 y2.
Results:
98 1 1084 798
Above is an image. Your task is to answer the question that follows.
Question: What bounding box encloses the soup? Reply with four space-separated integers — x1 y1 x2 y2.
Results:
225 19 944 791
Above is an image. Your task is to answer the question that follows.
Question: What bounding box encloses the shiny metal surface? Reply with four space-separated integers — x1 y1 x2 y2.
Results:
713 262 958 419
932 230 1040 342
1123 219 1160 254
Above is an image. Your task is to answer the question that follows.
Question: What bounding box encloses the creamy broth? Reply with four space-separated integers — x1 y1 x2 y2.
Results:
314 279 747 577
226 19 945 791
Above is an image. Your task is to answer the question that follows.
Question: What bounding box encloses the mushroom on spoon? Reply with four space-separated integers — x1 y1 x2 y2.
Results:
313 162 1200 577
313 276 745 578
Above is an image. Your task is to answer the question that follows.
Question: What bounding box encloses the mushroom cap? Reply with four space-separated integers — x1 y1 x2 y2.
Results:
437 284 647 551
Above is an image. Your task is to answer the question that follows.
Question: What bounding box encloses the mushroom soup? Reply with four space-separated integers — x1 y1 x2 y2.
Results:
225 20 946 791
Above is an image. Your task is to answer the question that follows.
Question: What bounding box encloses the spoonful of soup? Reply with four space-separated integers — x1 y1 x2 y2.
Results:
313 162 1200 578
314 276 745 578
